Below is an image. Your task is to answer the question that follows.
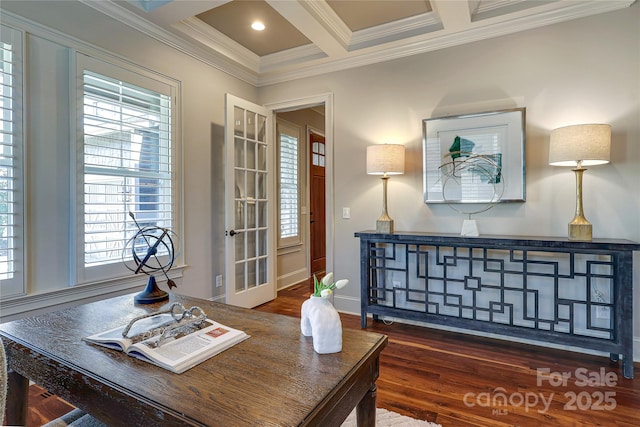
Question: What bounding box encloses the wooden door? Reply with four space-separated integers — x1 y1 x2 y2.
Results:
309 132 326 277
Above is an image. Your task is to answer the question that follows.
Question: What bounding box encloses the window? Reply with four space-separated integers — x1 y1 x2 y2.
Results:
77 54 179 283
312 139 325 167
0 25 24 297
277 120 300 246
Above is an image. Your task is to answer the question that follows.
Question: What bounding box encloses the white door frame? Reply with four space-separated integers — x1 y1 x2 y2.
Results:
264 93 334 280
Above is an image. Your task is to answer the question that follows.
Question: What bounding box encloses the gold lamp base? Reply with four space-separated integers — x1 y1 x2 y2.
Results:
568 219 592 241
376 175 395 234
567 167 592 241
376 216 394 234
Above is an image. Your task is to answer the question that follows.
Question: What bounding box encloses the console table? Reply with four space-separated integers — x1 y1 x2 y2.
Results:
355 231 638 379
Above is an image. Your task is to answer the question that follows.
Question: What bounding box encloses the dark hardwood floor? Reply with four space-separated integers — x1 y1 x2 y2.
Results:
256 284 640 427
24 383 76 427
23 284 639 426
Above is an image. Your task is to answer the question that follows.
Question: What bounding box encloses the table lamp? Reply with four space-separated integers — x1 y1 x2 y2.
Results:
549 124 611 241
366 144 405 233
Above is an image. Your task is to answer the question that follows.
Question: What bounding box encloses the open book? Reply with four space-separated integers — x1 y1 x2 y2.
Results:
84 311 249 374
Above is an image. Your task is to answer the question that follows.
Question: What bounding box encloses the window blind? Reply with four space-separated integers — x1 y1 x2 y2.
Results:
279 132 298 240
0 25 24 297
82 70 172 268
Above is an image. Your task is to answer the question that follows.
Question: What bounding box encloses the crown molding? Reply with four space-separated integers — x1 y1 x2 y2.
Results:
260 44 326 73
475 0 529 15
265 0 346 57
78 0 634 88
349 12 442 49
469 0 635 31
78 0 258 86
300 0 352 47
172 16 260 72
256 0 636 87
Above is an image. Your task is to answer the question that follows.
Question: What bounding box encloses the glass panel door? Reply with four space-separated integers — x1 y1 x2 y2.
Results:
225 94 274 308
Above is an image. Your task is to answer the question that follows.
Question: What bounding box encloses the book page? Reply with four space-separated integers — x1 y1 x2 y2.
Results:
84 313 177 351
128 321 249 373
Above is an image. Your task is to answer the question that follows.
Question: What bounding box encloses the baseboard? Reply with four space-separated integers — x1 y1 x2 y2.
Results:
333 294 640 363
277 268 308 291
333 294 360 316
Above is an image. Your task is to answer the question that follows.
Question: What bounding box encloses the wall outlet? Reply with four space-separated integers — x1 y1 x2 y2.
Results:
393 281 405 307
215 275 223 288
596 306 610 320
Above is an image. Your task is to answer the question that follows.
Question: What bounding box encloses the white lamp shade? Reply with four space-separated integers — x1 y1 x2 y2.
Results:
549 124 611 167
366 144 405 175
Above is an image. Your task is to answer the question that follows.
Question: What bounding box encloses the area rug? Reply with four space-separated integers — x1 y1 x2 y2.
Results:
0 343 7 426
46 407 441 427
41 409 106 427
342 407 441 427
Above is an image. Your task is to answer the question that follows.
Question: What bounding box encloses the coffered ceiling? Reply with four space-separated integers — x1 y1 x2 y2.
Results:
83 0 634 86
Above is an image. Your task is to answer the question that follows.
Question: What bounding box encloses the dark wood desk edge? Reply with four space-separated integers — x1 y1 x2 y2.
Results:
301 334 388 427
2 297 390 427
1 334 206 426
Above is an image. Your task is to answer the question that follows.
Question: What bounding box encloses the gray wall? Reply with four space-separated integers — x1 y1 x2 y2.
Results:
259 4 640 358
3 1 639 359
0 1 257 307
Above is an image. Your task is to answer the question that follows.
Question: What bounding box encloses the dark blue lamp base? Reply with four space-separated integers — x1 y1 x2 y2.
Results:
134 275 169 304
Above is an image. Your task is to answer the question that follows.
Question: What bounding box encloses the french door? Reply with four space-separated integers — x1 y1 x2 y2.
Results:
224 94 275 308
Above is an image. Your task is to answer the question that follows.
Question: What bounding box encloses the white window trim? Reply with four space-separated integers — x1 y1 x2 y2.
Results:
277 118 302 249
0 11 185 320
73 52 183 286
0 23 25 298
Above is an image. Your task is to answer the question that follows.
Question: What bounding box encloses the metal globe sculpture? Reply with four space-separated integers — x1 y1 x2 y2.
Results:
123 212 178 304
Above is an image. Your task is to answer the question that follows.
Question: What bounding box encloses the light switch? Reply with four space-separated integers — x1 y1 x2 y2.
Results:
342 207 351 219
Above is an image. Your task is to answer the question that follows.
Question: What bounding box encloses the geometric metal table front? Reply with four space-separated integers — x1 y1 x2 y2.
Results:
356 231 638 378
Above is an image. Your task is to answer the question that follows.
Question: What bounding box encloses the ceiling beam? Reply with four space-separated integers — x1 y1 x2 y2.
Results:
266 0 347 57
431 0 472 32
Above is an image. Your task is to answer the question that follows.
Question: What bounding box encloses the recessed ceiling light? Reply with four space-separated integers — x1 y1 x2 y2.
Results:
251 21 265 31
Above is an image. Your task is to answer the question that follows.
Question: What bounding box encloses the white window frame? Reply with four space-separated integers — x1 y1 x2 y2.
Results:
277 119 302 248
0 24 25 298
74 52 182 285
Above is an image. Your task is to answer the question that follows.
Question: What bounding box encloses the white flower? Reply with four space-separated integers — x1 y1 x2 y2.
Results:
334 279 349 289
321 272 334 287
313 272 350 297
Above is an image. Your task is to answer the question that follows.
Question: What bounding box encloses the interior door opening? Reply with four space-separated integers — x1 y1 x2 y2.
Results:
271 96 332 295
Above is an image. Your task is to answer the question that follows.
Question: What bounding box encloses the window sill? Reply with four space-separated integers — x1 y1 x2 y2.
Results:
0 266 185 322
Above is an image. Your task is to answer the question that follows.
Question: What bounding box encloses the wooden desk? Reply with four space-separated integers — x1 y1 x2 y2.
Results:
1 293 387 426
